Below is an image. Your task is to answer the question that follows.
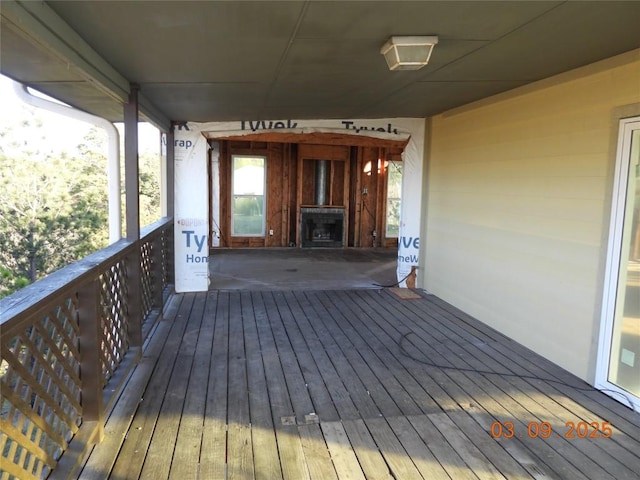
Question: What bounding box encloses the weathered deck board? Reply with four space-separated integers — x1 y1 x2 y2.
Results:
343 289 462 413
406 414 480 480
254 291 308 480
426 295 640 429
356 290 638 480
295 290 382 419
315 290 422 417
384 416 451 480
109 293 195 480
363 417 424 480
169 292 211 480
309 296 404 418
241 291 282 480
297 423 339 480
277 291 340 422
408 293 640 478
341 419 394 480
320 421 366 480
427 412 506 480
139 293 206 480
200 290 229 480
78 289 640 480
226 292 255 480
325 290 438 415
284 291 360 420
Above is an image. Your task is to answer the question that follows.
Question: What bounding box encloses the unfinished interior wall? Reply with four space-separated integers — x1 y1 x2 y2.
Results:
423 50 640 380
216 139 403 249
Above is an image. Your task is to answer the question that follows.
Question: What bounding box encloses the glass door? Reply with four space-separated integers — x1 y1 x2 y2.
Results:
597 117 640 411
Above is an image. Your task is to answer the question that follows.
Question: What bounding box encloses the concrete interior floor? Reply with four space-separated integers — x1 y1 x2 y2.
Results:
208 248 399 290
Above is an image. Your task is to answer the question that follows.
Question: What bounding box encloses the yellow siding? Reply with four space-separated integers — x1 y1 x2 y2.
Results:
424 50 640 380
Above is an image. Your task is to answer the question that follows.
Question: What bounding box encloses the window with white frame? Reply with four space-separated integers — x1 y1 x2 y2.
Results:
231 155 266 236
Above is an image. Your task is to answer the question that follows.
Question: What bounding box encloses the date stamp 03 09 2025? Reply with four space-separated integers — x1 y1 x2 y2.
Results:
490 421 613 440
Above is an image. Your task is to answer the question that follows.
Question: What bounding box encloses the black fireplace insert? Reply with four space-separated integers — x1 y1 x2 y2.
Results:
300 207 344 248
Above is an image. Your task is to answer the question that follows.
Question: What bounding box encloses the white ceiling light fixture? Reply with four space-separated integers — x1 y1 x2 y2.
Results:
380 35 439 71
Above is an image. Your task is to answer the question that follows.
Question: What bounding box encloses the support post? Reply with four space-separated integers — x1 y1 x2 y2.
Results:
166 127 175 285
77 279 104 441
152 234 164 310
124 84 142 346
125 84 140 241
166 127 175 218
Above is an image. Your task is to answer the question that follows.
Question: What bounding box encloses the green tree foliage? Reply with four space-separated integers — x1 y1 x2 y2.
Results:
0 119 162 298
138 149 162 228
0 136 109 297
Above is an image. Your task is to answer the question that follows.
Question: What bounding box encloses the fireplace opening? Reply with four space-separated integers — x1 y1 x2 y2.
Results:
301 207 344 248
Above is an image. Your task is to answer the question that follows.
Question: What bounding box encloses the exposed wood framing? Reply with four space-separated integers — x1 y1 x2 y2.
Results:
205 131 408 150
215 139 404 249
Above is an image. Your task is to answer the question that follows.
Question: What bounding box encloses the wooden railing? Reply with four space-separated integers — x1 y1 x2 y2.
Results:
0 217 174 480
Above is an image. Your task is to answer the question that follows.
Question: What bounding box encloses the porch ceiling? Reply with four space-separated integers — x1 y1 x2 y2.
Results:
1 1 639 129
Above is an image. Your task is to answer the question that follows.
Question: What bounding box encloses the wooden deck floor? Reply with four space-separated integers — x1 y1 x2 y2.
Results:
78 289 640 480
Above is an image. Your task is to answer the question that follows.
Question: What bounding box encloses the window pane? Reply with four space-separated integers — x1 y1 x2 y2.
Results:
608 127 640 397
386 161 403 237
233 156 264 195
386 198 401 237
232 155 266 236
232 196 264 235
